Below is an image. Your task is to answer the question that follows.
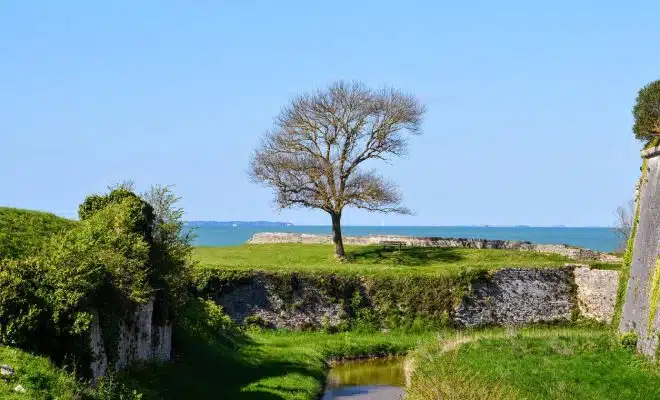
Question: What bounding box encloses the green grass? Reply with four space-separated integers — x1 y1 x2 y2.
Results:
122 329 434 400
0 346 81 400
0 207 76 260
406 328 660 400
194 244 613 277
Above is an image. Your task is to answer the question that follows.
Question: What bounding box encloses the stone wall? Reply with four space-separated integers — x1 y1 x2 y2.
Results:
210 266 619 330
455 268 573 327
89 298 172 380
620 146 660 357
248 232 621 263
574 267 618 323
214 276 344 330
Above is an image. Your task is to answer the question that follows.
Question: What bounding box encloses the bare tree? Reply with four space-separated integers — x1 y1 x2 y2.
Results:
614 199 635 252
249 81 425 258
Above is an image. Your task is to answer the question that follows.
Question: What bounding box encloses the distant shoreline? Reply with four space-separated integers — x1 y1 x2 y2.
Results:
185 221 613 229
187 225 620 252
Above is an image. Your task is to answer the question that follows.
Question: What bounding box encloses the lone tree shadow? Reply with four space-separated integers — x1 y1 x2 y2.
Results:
346 246 464 266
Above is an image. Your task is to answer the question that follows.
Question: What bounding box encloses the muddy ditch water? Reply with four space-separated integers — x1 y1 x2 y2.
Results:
321 357 405 400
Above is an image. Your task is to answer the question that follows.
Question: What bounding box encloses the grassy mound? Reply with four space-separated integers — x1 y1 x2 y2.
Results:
194 244 615 277
406 328 660 400
0 346 81 400
0 207 76 260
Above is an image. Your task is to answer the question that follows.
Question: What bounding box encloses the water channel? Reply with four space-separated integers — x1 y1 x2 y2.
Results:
321 357 405 400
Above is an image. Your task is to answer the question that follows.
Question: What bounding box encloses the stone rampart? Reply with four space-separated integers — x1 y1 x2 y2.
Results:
210 266 619 330
620 145 660 357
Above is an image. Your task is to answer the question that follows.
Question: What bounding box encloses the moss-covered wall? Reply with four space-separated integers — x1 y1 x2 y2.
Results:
614 158 647 325
619 146 660 357
193 269 480 331
194 266 618 331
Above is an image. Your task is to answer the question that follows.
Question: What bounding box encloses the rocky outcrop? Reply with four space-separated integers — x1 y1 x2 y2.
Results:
574 266 618 323
455 268 573 327
89 298 172 380
248 233 621 263
620 146 660 357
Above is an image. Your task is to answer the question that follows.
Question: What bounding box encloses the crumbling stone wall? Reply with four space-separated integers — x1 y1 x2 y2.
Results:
89 298 172 380
574 267 618 323
214 275 345 330
455 268 573 327
212 267 618 330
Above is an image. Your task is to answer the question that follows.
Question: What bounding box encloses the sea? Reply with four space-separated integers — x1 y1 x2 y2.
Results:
189 225 621 253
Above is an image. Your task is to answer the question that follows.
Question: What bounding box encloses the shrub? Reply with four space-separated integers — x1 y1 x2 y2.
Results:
48 198 152 310
620 332 638 351
178 298 238 345
0 198 155 367
633 80 660 141
78 189 153 239
0 185 195 377
0 257 51 350
141 185 194 322
243 315 270 331
95 373 143 400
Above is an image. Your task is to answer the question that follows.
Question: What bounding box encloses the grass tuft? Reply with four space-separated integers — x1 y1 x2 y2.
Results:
406 328 660 400
0 345 82 400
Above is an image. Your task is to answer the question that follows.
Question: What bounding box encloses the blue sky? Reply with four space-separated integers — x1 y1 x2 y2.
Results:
0 1 657 226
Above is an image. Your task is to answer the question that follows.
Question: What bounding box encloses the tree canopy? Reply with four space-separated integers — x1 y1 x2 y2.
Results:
249 81 425 257
633 80 660 142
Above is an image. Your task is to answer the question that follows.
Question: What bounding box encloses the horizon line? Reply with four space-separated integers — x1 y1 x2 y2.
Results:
186 221 615 229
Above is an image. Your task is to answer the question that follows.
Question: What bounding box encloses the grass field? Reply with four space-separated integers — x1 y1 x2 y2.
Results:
406 328 660 400
193 244 617 277
122 328 434 400
0 346 81 400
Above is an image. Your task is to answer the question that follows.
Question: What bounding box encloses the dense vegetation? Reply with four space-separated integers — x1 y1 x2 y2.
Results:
633 80 660 141
0 185 193 399
406 328 660 400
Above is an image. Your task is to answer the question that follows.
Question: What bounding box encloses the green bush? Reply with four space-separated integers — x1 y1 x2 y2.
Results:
79 189 153 238
633 80 660 141
141 185 195 322
95 373 143 400
0 258 51 350
620 331 639 351
243 315 270 330
177 298 238 345
0 185 195 377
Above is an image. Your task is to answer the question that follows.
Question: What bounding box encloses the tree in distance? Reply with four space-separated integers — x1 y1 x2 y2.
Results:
249 81 425 258
633 80 660 142
614 199 634 253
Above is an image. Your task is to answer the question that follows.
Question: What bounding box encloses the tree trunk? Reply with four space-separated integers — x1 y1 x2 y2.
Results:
330 212 345 258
